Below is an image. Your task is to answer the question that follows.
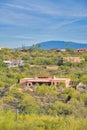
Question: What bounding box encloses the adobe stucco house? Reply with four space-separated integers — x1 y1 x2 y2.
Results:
77 48 87 52
20 76 71 88
63 57 84 63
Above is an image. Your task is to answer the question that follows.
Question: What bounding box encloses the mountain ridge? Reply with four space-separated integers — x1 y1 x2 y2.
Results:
14 40 87 50
38 41 87 50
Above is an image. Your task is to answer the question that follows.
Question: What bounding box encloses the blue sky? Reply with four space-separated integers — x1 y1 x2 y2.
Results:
0 0 87 48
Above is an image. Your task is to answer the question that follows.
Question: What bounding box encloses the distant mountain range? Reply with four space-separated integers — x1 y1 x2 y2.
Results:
15 41 87 50
38 41 87 50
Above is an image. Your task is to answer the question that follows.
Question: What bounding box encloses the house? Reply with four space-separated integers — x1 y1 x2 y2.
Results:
77 48 87 52
3 60 24 68
63 57 84 63
20 76 71 88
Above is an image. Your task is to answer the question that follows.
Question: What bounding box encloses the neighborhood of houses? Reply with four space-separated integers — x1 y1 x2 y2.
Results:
3 56 85 68
2 48 87 90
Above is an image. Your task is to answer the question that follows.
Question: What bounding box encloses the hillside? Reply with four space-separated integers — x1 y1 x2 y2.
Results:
0 48 87 129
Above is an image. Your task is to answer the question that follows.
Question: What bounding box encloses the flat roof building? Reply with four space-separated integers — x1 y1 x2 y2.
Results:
20 76 71 88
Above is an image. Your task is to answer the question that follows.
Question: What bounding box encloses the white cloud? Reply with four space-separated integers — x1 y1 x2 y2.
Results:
5 0 87 18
